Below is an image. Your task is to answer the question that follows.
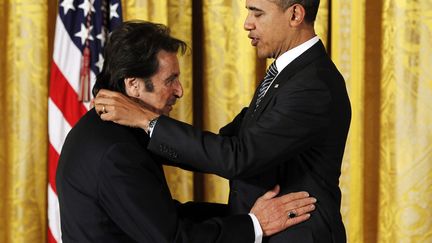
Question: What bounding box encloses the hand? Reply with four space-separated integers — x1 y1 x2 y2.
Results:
250 185 316 236
94 89 158 131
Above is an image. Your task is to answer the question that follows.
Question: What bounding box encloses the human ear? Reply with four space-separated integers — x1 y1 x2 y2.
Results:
124 77 140 97
290 4 306 25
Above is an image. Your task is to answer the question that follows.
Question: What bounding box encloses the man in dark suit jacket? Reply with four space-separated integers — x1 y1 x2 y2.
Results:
57 109 253 242
95 1 351 242
57 20 316 243
57 109 315 243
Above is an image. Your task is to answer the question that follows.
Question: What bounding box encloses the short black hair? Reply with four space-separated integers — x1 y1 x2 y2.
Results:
92 20 187 96
274 0 320 23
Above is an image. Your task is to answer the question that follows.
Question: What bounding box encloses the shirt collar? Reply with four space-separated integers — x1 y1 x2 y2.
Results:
274 36 320 72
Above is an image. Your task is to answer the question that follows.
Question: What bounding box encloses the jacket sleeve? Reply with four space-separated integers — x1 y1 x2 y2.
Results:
219 107 248 136
98 143 254 243
147 83 331 179
176 201 229 222
161 107 248 171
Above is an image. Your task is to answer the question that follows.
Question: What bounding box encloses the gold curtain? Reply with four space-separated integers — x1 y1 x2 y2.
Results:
0 0 56 242
332 0 432 242
331 0 367 242
0 0 431 242
200 0 259 202
378 0 432 242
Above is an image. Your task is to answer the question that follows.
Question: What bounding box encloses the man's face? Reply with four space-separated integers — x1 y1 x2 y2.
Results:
136 50 183 116
244 0 294 58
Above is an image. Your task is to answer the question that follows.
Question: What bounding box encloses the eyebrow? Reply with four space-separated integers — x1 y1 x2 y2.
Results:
164 73 179 84
246 6 264 12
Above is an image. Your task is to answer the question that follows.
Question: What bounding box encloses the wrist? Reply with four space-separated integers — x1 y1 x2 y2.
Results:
145 116 159 134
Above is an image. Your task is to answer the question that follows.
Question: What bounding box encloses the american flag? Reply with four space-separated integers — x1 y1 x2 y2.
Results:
48 0 122 242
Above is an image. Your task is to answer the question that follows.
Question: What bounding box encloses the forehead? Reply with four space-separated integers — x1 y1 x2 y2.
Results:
246 0 281 11
150 50 179 84
156 51 179 71
246 0 276 7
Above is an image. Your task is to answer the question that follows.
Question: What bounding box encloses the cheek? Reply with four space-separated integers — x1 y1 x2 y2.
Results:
257 30 270 46
155 92 170 107
141 92 162 108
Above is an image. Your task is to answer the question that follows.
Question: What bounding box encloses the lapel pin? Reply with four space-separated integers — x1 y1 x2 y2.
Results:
274 84 279 88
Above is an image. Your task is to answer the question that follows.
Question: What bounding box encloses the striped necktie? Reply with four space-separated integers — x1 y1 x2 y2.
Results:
255 62 278 108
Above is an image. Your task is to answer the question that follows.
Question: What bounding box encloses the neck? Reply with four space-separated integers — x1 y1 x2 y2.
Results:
280 24 316 56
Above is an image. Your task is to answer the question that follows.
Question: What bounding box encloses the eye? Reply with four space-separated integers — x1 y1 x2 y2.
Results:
250 9 264 18
164 75 179 86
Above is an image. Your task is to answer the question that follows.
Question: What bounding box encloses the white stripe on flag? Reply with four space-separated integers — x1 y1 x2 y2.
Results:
53 15 83 94
48 184 63 243
48 98 72 154
84 71 97 110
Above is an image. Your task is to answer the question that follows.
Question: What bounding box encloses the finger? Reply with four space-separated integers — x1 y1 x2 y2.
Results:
284 213 311 228
100 111 114 121
94 103 106 114
96 103 114 116
290 203 315 217
260 185 280 200
278 191 310 204
94 96 115 106
284 197 317 209
96 89 119 98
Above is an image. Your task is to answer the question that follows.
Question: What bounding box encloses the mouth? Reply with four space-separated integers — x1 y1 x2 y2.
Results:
166 99 176 111
248 35 259 46
162 105 173 116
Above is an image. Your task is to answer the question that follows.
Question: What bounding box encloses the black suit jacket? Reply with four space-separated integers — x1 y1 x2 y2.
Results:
148 41 351 243
56 109 255 243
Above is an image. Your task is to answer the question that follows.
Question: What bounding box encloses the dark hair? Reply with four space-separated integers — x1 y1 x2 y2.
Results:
275 0 320 23
92 20 187 96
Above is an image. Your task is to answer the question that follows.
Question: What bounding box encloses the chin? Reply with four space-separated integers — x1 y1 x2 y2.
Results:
257 50 270 59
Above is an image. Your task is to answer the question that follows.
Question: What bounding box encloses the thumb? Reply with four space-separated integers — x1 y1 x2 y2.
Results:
260 185 280 200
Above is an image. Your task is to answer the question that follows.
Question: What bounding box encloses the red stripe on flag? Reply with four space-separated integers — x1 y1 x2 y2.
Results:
48 228 57 243
49 61 88 127
48 143 60 194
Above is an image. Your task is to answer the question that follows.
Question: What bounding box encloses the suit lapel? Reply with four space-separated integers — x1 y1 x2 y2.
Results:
246 41 328 119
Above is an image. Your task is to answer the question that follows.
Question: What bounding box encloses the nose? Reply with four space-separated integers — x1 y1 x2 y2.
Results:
174 80 183 98
244 14 254 31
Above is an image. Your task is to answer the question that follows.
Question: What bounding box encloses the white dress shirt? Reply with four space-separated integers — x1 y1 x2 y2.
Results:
260 36 320 98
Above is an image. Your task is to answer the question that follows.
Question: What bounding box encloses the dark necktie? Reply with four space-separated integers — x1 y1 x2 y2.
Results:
255 62 278 108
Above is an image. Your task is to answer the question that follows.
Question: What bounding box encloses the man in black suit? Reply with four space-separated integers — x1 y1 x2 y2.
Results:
95 0 351 241
57 20 316 243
